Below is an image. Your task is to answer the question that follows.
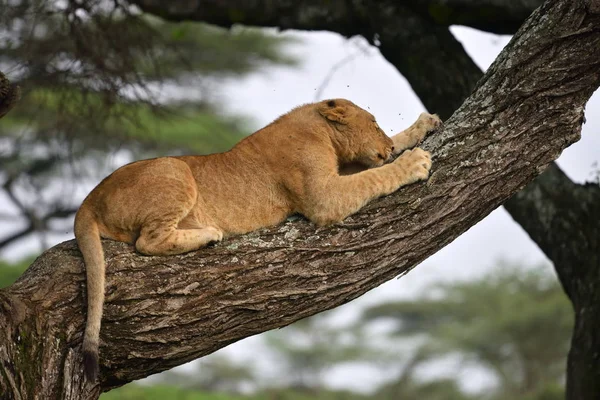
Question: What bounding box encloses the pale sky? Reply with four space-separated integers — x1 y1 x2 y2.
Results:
1 24 598 394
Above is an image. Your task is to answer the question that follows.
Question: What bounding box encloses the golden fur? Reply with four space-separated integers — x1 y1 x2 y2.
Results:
74 98 441 381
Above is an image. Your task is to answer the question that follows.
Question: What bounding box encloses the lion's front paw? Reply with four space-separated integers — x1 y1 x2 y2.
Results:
418 112 443 132
413 112 443 144
394 147 432 183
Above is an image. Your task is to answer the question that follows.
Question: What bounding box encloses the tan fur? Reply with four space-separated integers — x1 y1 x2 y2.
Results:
74 99 441 381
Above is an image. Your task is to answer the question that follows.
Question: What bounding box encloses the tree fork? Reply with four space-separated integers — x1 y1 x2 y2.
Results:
1 1 600 398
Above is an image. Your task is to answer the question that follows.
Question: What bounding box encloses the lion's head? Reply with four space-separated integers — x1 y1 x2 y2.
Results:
318 99 394 168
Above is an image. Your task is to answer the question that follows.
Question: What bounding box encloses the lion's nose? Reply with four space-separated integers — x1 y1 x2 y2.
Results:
380 151 393 163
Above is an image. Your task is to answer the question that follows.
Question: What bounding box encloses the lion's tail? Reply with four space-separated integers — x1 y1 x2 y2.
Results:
74 205 105 382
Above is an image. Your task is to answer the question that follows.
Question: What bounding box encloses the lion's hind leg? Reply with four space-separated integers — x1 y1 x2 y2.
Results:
136 221 223 256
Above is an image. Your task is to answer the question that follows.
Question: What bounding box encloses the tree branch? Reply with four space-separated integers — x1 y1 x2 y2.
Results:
361 4 481 119
1 2 599 398
127 0 357 32
128 0 597 284
125 2 600 398
505 164 600 305
406 0 544 33
504 163 600 398
127 0 543 35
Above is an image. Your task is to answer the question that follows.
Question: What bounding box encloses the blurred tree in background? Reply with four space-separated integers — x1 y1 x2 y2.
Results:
264 314 379 390
94 262 569 399
0 258 30 288
364 264 571 400
155 355 256 394
0 0 296 253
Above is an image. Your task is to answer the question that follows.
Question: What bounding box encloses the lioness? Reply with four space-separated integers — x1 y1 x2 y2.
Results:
75 98 440 381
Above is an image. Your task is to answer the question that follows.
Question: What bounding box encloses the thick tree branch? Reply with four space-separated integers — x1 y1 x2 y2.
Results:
505 163 600 398
505 164 600 305
127 0 543 35
129 0 598 285
126 0 483 120
361 4 481 119
0 1 599 398
127 0 357 32
407 0 543 33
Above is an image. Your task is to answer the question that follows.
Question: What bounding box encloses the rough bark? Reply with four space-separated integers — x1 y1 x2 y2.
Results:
1 1 599 398
128 0 543 34
406 0 543 33
126 1 600 398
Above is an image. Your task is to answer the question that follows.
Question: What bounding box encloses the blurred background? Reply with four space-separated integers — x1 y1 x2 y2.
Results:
1 1 598 399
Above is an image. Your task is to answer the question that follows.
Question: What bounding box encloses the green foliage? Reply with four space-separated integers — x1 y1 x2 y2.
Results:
362 263 573 399
101 384 246 400
155 22 297 78
102 384 367 400
155 355 256 393
2 3 296 98
375 377 470 400
1 6 296 154
265 314 383 389
1 88 247 154
0 258 32 288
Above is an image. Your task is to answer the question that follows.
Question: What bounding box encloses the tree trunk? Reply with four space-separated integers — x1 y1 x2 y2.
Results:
127 1 600 398
1 1 599 398
505 165 600 398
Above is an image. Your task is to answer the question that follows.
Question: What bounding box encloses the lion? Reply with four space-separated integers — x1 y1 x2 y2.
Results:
74 98 441 381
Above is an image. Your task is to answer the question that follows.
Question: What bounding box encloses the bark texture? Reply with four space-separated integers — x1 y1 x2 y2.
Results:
128 0 543 34
1 1 599 399
128 1 600 398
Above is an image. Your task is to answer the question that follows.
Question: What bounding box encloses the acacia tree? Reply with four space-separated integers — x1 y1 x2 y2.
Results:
0 1 599 399
364 265 573 398
123 0 600 398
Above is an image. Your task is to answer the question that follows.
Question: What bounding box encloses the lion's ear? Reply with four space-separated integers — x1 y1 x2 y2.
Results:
318 99 348 125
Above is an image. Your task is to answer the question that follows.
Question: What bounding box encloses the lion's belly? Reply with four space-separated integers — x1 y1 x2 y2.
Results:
200 188 292 236
177 151 293 236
